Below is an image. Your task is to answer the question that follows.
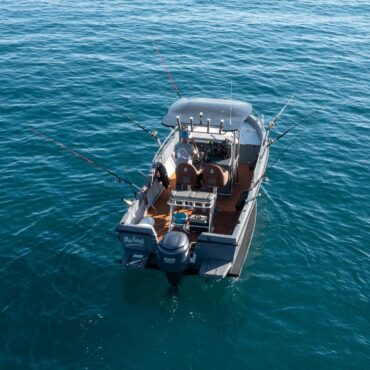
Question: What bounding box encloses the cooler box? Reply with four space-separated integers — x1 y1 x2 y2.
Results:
189 214 209 232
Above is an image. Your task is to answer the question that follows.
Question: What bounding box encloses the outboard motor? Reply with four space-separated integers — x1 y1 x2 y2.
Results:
157 231 190 286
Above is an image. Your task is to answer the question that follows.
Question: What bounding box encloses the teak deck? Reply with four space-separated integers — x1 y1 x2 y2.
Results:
147 163 254 240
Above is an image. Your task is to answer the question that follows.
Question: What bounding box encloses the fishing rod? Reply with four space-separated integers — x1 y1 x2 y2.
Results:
30 128 141 191
268 126 307 169
151 40 182 99
129 119 161 146
90 99 162 146
250 110 316 190
267 110 316 148
268 94 295 129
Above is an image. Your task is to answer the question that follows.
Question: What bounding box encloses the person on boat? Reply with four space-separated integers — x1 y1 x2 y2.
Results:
174 130 199 166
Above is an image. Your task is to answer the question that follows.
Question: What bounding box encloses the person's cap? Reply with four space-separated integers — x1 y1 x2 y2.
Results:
180 131 189 139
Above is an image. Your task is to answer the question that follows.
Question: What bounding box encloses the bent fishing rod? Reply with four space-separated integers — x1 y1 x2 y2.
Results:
30 128 141 191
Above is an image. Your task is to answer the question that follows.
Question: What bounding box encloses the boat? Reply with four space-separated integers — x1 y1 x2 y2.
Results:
116 97 269 285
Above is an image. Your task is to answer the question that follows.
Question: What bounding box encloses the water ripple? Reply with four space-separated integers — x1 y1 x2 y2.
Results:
1 0 370 369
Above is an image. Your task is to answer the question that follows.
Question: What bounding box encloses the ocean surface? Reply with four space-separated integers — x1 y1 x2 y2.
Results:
1 1 369 369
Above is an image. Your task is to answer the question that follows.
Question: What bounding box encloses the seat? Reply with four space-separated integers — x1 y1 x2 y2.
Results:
202 164 229 190
176 163 202 189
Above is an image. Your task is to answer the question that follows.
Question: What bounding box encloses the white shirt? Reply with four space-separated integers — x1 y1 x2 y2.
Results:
175 143 195 166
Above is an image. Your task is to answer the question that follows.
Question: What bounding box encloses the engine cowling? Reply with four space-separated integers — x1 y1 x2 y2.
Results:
157 231 190 284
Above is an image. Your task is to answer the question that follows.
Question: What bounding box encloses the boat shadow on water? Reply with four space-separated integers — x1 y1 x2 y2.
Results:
119 267 243 314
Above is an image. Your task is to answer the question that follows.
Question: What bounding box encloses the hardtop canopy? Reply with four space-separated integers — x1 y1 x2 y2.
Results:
162 97 253 131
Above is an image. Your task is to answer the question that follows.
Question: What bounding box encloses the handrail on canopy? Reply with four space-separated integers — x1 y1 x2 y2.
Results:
162 97 253 132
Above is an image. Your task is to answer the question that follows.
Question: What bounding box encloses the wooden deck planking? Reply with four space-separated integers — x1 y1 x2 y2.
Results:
147 163 253 240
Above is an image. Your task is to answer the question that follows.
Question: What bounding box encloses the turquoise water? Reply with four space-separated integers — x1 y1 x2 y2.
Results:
1 0 369 368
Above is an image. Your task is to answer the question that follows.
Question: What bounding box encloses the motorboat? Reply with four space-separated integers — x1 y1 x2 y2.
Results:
116 97 269 285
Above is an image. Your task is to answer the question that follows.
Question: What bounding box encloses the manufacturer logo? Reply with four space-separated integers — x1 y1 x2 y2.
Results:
124 236 145 249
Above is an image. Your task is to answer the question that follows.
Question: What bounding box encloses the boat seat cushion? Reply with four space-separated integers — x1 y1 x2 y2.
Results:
176 163 202 187
170 190 216 204
202 164 229 188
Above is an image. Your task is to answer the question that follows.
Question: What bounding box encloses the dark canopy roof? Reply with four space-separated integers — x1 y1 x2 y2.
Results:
162 97 253 131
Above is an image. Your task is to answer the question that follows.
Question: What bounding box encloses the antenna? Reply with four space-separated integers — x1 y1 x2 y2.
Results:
151 40 182 99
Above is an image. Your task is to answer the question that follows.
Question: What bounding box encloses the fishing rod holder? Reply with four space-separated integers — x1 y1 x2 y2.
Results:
244 193 261 207
199 112 203 125
189 117 194 131
176 115 181 130
219 119 224 134
122 198 134 207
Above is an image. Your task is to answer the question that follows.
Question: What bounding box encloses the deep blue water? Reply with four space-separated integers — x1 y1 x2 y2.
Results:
1 1 369 369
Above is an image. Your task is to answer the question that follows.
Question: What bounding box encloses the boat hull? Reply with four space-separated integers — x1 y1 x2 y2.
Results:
229 201 257 276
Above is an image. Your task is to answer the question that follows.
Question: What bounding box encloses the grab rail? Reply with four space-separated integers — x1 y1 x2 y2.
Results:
152 128 176 165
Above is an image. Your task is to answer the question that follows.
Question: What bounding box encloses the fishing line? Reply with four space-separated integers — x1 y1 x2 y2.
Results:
250 110 316 190
151 40 182 99
267 110 316 148
268 124 308 169
30 128 140 190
